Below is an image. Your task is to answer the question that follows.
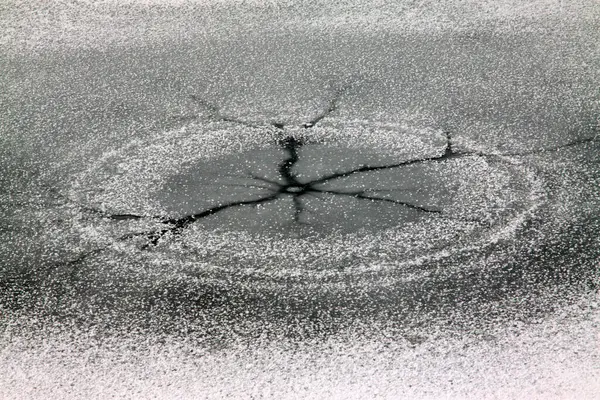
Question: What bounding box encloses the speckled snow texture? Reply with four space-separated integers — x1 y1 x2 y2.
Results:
1 0 600 399
1 296 599 400
2 0 599 52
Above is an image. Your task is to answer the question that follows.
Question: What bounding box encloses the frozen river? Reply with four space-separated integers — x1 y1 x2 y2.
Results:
1 1 600 398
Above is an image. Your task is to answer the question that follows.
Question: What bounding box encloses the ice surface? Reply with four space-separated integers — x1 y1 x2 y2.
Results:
1 0 599 399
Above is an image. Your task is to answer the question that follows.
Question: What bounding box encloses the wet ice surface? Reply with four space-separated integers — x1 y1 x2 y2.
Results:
1 1 600 399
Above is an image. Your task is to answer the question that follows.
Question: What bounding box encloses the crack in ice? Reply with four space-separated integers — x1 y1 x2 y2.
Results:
61 88 599 250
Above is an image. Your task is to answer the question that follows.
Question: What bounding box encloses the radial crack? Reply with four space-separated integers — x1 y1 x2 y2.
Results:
310 155 463 185
363 187 420 193
53 195 152 221
278 136 303 186
82 206 153 221
310 132 468 185
218 182 275 190
315 189 442 214
128 194 279 247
